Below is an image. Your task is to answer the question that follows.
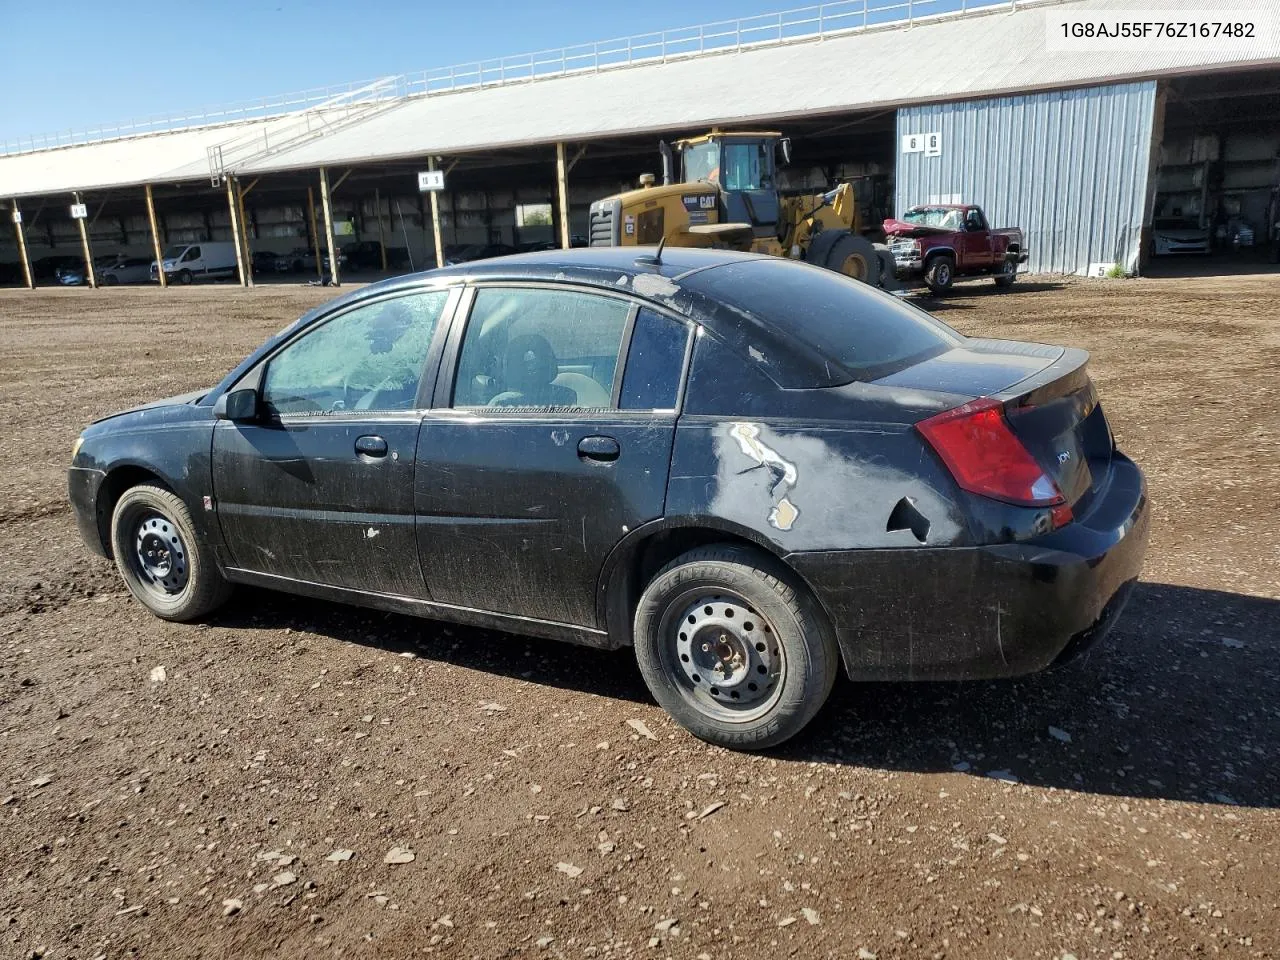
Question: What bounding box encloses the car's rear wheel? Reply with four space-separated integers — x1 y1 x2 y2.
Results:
633 545 839 750
110 483 230 621
994 257 1018 288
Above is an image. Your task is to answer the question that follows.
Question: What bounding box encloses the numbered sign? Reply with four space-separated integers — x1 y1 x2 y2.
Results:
70 203 88 219
10 210 21 224
417 170 445 192
902 132 943 157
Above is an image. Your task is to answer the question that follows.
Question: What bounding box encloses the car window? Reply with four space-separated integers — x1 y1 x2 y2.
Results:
620 309 690 410
452 287 630 410
684 258 961 385
262 291 449 416
183 246 201 262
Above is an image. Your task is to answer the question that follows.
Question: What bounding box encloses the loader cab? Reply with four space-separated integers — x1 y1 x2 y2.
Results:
673 131 787 239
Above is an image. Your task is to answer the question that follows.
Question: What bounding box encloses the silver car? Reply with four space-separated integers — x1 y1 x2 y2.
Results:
99 256 156 285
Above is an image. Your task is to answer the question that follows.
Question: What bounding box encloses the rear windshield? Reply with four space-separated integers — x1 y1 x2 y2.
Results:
685 258 961 385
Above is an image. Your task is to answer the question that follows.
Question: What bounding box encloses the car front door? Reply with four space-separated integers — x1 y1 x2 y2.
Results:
211 287 456 597
961 207 995 268
415 285 693 629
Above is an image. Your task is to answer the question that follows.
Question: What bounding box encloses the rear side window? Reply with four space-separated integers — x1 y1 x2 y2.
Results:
687 258 961 384
620 309 690 410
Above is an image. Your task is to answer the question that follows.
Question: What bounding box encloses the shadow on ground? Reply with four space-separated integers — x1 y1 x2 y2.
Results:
214 580 1280 809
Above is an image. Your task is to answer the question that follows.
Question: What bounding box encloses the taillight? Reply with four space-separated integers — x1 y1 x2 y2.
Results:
917 397 1072 525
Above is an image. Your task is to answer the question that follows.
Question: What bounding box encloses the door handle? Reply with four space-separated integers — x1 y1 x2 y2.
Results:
577 435 620 462
355 435 388 458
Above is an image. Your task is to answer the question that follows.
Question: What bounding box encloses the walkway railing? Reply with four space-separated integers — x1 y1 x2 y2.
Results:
0 0 1018 157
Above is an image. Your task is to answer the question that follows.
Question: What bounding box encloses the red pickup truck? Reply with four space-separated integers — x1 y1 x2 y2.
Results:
885 204 1028 294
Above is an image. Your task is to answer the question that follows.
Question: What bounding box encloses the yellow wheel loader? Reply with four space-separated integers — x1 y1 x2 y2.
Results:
587 129 894 286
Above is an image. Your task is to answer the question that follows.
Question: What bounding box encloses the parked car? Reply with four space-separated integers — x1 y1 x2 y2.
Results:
67 247 1147 750
340 240 411 271
1151 219 1210 255
286 248 318 273
56 255 116 285
443 242 518 265
32 255 86 281
151 242 239 284
251 251 290 276
885 204 1028 294
99 257 155 285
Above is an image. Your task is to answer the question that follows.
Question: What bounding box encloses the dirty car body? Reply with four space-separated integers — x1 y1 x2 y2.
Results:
69 247 1148 747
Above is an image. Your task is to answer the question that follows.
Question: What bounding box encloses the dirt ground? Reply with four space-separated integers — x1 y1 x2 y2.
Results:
1 272 1278 960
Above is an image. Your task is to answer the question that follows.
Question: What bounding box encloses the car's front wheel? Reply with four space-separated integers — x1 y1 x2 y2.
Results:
633 545 839 750
925 255 954 294
110 483 230 621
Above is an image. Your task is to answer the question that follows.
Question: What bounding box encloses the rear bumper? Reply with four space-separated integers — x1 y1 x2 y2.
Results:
788 453 1149 681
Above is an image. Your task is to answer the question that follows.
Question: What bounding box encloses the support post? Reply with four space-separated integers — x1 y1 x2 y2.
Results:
307 186 323 281
11 199 34 289
74 192 97 289
375 188 388 271
236 179 254 289
428 156 445 268
556 142 571 249
144 184 166 288
225 177 247 287
319 166 340 286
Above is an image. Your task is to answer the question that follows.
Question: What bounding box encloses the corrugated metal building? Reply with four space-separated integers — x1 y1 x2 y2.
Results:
896 83 1158 274
1 0 1278 279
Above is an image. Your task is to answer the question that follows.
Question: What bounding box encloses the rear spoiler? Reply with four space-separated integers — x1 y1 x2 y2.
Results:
981 342 1091 407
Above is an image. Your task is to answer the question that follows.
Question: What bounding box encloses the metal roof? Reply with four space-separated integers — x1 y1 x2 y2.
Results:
3 0 1277 198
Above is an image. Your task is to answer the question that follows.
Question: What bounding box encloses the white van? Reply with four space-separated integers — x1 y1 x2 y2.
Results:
151 241 239 284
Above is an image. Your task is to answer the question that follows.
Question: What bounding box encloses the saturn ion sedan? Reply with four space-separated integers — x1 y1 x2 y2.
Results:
68 248 1148 749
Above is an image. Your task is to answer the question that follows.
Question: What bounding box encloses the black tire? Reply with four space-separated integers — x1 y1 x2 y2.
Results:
633 544 839 750
994 257 1018 288
103 274 119 286
824 233 881 286
110 483 230 621
177 269 193 285
924 254 954 294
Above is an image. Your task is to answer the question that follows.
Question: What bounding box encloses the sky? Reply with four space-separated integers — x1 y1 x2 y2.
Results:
0 0 874 141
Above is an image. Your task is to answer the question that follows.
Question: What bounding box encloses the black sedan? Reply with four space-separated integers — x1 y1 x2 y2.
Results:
68 248 1148 749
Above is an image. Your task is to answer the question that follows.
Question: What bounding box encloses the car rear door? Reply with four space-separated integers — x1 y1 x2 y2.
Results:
414 284 693 628
211 287 457 597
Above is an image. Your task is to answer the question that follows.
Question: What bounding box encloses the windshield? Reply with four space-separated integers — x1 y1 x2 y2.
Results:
686 258 962 384
682 142 719 183
902 207 964 230
162 245 187 259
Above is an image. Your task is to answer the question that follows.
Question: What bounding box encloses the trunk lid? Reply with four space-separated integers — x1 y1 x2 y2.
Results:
876 338 1113 512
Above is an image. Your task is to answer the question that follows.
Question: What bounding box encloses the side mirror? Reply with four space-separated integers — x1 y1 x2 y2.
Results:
779 138 793 166
214 387 260 422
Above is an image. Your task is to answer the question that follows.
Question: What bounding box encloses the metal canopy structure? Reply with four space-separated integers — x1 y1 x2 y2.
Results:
1 0 1277 198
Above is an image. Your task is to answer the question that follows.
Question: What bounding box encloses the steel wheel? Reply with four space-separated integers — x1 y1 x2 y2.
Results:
127 509 189 598
660 589 786 723
837 251 870 282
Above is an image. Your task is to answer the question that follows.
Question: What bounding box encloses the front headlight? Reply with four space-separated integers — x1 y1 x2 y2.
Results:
71 436 84 459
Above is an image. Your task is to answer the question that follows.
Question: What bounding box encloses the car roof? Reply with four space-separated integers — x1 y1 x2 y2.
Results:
367 246 769 291
254 247 891 395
